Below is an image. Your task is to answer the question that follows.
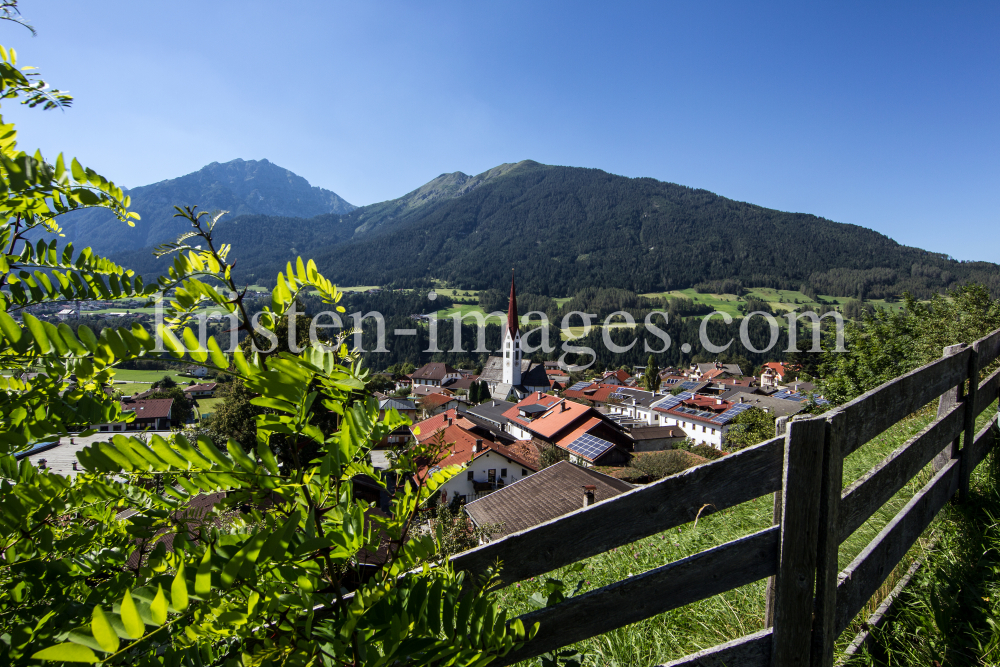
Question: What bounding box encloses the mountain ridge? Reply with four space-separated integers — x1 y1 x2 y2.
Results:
103 160 1000 299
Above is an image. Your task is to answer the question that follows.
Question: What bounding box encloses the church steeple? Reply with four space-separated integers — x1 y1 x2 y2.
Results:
507 271 519 337
502 271 522 387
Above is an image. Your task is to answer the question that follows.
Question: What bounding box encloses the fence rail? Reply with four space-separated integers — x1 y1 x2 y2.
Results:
448 327 1000 667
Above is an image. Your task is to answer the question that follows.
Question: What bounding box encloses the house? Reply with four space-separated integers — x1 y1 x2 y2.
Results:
464 460 632 540
185 365 209 378
501 392 563 440
410 385 456 398
55 308 77 321
465 399 514 432
561 382 626 408
418 393 465 417
183 382 218 398
478 276 551 401
443 375 480 393
410 362 462 387
598 369 631 386
693 362 744 381
605 387 663 425
414 424 538 504
377 397 417 447
503 393 632 467
760 362 791 389
93 397 174 432
650 392 750 449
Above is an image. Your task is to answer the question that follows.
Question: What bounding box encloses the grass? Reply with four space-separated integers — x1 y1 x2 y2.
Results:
495 401 998 666
639 288 908 320
196 397 224 418
435 304 504 325
843 418 1000 665
111 369 189 382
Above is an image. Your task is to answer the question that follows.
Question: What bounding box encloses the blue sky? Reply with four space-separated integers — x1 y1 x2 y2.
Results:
4 0 998 261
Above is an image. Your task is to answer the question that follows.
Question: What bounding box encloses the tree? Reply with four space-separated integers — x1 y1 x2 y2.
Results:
0 20 531 665
641 354 660 391
723 407 776 450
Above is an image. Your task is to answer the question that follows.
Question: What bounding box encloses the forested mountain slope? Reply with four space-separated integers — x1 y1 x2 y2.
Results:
108 160 1000 298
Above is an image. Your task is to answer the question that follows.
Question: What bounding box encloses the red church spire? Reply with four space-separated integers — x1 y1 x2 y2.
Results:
507 271 519 337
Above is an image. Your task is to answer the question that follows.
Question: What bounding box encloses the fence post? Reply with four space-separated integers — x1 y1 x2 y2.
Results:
960 345 980 502
771 417 826 666
764 415 789 628
934 344 967 473
810 410 844 667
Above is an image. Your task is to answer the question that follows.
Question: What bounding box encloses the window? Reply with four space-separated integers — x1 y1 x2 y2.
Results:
522 468 528 476
466 471 474 481
501 468 507 477
488 469 496 483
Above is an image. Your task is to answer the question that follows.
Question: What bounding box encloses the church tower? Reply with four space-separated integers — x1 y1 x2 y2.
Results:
502 273 522 386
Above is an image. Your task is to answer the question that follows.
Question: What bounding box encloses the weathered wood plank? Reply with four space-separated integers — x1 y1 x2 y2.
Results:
812 412 844 667
835 458 959 635
934 344 967 473
838 400 965 543
764 416 789 629
968 415 998 472
974 327 1000 369
450 436 784 586
771 418 827 667
960 347 979 501
839 347 971 457
658 629 772 667
974 366 1000 418
493 527 779 666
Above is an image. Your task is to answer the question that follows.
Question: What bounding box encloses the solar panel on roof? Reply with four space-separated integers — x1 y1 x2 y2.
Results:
679 381 702 390
608 393 627 401
565 433 615 461
568 381 591 392
650 391 694 411
773 390 806 401
711 402 753 424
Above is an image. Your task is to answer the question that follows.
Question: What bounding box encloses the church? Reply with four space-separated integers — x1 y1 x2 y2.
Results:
478 275 552 401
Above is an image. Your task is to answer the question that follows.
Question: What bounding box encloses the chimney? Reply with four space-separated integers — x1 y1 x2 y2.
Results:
739 396 744 404
38 459 47 469
70 437 75 444
716 398 723 405
475 439 483 453
583 485 597 507
561 402 567 412
72 462 78 471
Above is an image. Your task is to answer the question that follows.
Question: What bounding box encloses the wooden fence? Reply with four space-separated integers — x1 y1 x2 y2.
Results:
448 326 1000 666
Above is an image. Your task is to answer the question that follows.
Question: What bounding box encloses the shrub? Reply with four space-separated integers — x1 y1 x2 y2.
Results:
629 450 696 480
689 444 725 460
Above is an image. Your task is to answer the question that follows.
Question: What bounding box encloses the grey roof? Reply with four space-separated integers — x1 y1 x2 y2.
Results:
379 398 415 412
490 382 513 401
465 460 633 538
462 413 517 444
726 392 806 418
608 388 659 408
629 425 687 440
520 362 550 389
466 399 515 426
480 356 535 384
696 363 744 376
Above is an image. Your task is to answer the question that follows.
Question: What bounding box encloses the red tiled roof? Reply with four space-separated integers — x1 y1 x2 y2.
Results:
416 424 538 478
563 383 622 404
762 362 787 377
603 369 631 383
411 409 461 442
122 398 173 420
521 399 593 439
420 393 460 408
411 362 458 381
184 383 217 393
503 393 563 428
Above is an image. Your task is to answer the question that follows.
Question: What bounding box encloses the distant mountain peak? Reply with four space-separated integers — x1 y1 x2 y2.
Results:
35 158 356 255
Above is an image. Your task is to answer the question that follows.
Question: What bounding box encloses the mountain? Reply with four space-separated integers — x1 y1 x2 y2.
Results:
108 160 1000 298
37 158 355 255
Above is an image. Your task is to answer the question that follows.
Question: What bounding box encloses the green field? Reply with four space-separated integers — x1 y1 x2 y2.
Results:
435 304 504 325
196 397 224 418
640 287 907 319
111 369 190 383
